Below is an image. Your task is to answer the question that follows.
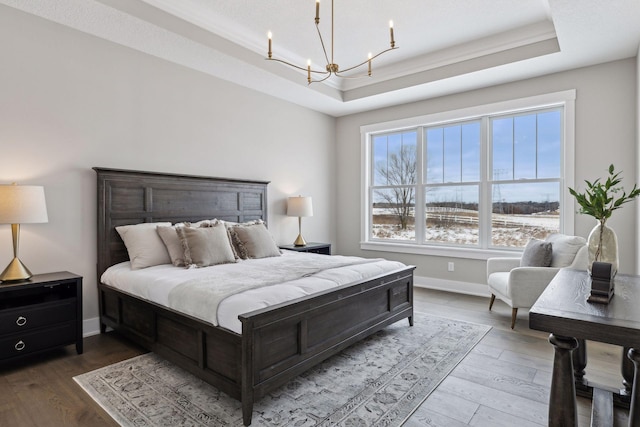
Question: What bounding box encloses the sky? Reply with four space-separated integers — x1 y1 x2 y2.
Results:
372 108 562 205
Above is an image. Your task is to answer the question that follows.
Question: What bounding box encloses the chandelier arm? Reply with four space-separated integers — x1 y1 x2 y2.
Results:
330 73 370 80
310 73 333 84
335 47 398 75
266 58 328 74
315 23 332 67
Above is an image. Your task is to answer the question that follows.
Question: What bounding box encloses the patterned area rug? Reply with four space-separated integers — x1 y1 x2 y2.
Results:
74 314 490 426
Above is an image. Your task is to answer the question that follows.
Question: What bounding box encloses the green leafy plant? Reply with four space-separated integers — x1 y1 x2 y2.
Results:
569 164 640 224
569 164 640 264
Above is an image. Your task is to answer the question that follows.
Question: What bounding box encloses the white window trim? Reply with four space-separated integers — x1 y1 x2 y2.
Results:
360 90 576 260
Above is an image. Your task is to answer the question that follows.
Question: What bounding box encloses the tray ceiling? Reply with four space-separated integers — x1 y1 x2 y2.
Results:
3 0 640 116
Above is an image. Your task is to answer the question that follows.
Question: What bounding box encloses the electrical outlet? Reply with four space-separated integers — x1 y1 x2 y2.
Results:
447 262 455 272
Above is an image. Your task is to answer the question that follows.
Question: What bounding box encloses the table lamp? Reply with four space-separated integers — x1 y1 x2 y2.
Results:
287 196 313 246
0 183 48 282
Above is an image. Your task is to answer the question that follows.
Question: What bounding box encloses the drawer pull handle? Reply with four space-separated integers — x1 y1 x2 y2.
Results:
16 316 27 327
15 340 25 351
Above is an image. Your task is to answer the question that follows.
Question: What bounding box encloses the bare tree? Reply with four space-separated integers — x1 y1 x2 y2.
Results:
375 145 416 230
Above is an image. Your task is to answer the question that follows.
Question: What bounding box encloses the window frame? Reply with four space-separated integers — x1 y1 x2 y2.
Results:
360 90 576 260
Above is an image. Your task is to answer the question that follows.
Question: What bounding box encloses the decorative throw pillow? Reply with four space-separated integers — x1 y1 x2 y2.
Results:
520 238 553 267
228 221 281 259
157 225 188 267
116 222 172 269
158 220 225 266
545 234 587 268
176 223 237 268
224 219 263 258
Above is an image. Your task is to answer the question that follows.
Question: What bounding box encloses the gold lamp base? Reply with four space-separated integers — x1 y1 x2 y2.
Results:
0 257 33 282
293 233 307 247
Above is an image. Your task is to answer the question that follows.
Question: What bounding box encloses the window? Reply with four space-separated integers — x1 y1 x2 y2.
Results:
362 91 575 257
424 121 481 245
372 131 417 241
489 110 562 247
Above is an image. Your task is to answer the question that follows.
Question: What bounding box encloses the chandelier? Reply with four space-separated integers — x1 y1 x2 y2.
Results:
267 0 398 84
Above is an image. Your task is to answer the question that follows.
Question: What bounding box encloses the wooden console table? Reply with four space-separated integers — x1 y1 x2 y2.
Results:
529 268 640 427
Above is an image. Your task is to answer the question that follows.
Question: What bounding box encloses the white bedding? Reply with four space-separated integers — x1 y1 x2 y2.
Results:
101 250 407 334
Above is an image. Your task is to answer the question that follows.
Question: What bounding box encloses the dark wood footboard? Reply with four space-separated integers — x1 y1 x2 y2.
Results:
239 265 414 425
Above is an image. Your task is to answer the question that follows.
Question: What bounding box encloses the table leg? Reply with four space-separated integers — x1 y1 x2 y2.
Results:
628 348 640 427
549 334 579 427
573 338 587 383
623 346 634 395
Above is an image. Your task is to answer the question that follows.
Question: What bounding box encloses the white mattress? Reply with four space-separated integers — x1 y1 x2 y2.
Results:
101 250 407 334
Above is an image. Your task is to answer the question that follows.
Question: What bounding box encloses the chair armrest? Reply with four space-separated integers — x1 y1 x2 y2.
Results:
509 266 561 284
487 257 521 277
507 266 561 307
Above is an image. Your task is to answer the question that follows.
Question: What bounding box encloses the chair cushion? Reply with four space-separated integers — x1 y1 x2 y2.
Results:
546 234 587 268
520 238 552 267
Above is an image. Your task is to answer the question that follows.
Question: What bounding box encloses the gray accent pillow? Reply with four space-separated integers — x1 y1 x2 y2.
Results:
228 221 281 259
520 238 553 267
176 224 237 268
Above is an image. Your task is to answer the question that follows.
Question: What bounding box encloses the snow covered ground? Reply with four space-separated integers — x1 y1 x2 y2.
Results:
371 208 558 247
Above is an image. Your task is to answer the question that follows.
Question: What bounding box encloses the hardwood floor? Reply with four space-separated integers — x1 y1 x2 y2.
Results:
0 287 630 426
0 332 145 426
405 288 630 427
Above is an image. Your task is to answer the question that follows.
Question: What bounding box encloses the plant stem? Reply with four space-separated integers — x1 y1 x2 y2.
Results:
595 219 606 262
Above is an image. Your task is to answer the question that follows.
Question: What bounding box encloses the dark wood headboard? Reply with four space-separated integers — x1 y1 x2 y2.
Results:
94 167 269 278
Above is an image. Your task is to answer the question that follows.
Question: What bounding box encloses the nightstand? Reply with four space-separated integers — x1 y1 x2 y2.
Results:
0 272 83 363
279 242 331 255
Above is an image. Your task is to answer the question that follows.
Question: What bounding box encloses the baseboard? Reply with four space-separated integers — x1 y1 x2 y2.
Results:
83 317 102 337
414 275 491 298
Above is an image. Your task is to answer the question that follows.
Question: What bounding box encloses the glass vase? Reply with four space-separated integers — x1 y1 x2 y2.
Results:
587 221 619 275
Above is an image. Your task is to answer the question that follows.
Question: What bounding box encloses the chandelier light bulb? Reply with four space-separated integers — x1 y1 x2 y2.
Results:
389 21 395 48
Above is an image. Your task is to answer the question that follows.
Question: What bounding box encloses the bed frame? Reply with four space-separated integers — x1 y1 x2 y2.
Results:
94 167 415 425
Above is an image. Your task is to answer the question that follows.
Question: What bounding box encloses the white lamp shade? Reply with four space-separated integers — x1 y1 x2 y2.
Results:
0 185 48 224
287 196 313 217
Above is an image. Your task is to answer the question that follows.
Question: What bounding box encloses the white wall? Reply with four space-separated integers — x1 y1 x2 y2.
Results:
0 6 337 330
637 45 640 275
336 58 638 291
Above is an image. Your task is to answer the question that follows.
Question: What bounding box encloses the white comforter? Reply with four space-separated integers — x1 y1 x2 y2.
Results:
101 251 407 334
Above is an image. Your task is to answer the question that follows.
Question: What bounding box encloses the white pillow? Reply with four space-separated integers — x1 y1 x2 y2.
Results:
546 233 586 268
116 222 172 269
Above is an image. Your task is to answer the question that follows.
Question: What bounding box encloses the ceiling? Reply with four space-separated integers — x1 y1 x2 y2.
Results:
4 0 640 116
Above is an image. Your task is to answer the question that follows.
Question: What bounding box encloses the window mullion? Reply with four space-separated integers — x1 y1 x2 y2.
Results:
415 127 425 244
480 116 491 249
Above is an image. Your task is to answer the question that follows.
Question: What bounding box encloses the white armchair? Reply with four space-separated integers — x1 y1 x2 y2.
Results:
487 234 588 329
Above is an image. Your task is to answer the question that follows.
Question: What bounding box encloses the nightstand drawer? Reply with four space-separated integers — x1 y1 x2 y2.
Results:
0 299 77 335
0 322 76 360
306 247 331 255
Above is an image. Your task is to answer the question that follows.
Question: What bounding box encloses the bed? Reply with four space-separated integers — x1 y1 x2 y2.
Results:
94 167 415 425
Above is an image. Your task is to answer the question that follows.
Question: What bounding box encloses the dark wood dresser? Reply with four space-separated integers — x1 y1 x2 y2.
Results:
0 272 83 362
